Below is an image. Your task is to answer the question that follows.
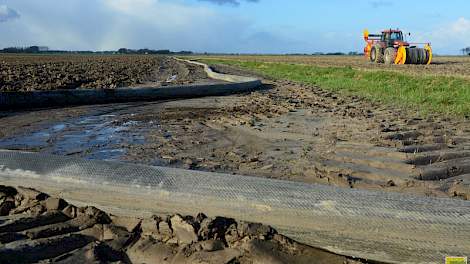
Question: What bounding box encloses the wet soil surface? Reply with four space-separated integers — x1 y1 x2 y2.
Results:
0 185 364 264
0 64 469 200
0 55 209 91
0 103 153 160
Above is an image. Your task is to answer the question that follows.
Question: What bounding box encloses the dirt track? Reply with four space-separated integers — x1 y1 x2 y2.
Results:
0 185 362 264
0 61 469 200
0 55 209 91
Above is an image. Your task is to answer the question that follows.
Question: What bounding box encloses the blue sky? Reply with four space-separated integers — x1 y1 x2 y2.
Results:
0 0 469 54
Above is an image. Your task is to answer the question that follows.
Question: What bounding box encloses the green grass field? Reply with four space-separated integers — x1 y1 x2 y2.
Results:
199 58 470 118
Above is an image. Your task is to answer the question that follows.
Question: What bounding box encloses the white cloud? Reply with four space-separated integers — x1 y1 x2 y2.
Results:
0 0 251 51
449 17 470 34
423 17 470 54
0 5 19 22
0 0 308 53
101 0 215 30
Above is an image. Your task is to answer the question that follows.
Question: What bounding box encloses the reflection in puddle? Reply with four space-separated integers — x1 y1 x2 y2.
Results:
0 113 150 161
52 124 66 132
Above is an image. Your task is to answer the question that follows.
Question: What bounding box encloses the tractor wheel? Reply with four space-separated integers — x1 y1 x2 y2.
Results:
415 48 421 64
413 48 421 64
370 47 377 62
416 48 425 64
419 48 427 64
384 48 397 64
405 48 412 64
423 48 430 64
407 48 419 64
374 44 384 63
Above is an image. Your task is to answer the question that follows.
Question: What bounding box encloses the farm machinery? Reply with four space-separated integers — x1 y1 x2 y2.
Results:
363 29 432 65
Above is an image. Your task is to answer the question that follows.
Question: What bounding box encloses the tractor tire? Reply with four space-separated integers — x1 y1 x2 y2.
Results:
374 44 385 63
405 48 412 64
370 47 377 62
370 45 384 63
408 48 419 64
416 48 425 64
384 48 397 64
410 48 419 64
419 48 428 64
415 48 421 64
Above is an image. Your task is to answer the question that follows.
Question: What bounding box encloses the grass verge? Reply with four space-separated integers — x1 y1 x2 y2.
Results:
199 58 470 118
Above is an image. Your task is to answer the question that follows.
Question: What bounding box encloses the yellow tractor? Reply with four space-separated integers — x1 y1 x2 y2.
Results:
363 28 432 65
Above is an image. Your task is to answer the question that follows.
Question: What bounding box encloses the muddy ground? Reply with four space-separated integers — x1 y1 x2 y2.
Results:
0 55 209 91
0 62 469 200
0 185 364 264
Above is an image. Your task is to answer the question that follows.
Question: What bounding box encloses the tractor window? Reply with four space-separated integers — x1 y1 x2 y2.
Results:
390 32 403 41
382 33 390 41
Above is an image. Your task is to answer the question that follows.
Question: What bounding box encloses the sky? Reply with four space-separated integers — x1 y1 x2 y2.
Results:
0 0 469 54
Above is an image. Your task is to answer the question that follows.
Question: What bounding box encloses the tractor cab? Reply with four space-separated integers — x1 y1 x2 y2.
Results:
382 30 403 41
382 30 407 47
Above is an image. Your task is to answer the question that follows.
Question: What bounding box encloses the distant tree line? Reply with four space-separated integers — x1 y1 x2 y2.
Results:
0 46 193 55
462 47 470 56
314 52 363 56
1 46 49 53
116 48 193 55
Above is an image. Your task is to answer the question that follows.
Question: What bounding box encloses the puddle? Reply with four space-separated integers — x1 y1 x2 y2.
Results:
52 124 66 132
0 111 152 161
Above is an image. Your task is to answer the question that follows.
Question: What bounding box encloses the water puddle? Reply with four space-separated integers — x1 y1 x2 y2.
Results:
0 111 151 161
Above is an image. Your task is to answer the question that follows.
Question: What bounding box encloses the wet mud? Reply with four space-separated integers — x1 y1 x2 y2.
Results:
0 185 364 264
0 63 469 201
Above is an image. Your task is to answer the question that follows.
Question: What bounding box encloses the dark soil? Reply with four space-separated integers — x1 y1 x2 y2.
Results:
0 55 208 91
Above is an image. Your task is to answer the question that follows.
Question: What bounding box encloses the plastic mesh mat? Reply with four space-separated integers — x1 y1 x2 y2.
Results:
0 150 469 263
